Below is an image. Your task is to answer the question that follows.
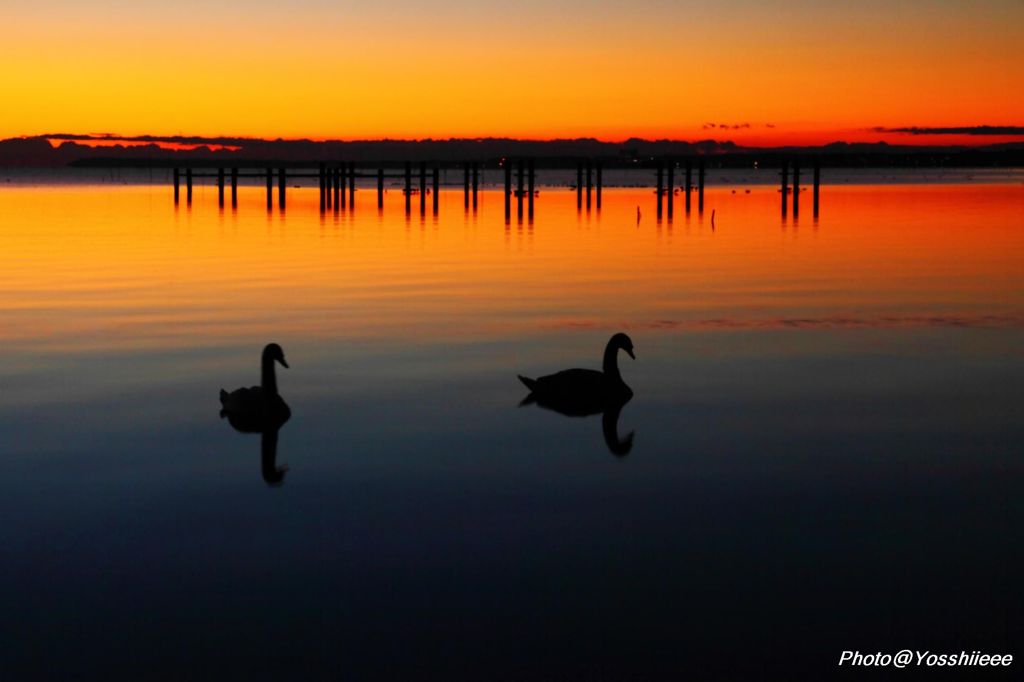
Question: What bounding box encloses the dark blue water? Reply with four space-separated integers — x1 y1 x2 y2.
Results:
1 182 1021 679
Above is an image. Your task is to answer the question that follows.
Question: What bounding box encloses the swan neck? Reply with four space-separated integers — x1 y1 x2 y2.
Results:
261 353 279 395
603 341 622 381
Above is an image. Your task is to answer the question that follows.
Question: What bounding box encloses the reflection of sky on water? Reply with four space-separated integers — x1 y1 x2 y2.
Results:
0 182 1021 678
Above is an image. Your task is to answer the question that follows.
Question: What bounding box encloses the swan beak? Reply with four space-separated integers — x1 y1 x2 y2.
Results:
280 357 290 369
626 348 636 360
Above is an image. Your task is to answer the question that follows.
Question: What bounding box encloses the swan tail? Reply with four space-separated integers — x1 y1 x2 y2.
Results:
518 394 537 407
518 375 538 391
219 389 228 404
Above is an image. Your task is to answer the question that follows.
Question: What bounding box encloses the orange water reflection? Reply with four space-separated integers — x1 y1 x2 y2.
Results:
0 183 1021 357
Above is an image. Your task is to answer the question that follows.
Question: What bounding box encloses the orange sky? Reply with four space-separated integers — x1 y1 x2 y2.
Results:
3 1 1023 145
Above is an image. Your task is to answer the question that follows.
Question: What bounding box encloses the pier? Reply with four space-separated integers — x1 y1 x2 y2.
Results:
169 157 822 220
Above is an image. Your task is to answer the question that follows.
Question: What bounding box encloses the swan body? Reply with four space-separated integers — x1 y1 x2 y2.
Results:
219 387 291 432
220 343 291 432
518 332 635 416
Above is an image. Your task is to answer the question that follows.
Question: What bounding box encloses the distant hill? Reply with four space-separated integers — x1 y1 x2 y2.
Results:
1 135 1022 168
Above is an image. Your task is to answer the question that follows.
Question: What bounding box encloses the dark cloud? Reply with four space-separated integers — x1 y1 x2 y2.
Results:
871 126 1024 136
702 123 752 130
44 133 259 145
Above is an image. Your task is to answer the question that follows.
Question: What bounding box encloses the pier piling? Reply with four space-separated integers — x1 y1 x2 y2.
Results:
656 163 664 219
404 162 412 214
324 164 331 209
585 161 592 209
517 160 525 220
576 162 583 210
231 168 238 207
472 163 479 209
504 162 512 220
329 166 334 208
186 167 193 204
813 161 821 216
173 168 180 204
433 167 439 214
278 168 286 210
339 164 347 209
348 164 355 206
419 162 427 214
698 159 705 213
781 161 789 216
793 161 801 216
685 161 692 213
464 165 470 209
319 163 326 212
667 161 674 219
266 168 273 210
528 159 536 219
596 161 603 209
218 168 225 207
378 168 384 209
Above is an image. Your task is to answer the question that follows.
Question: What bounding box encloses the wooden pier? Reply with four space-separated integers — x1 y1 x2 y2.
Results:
169 157 821 220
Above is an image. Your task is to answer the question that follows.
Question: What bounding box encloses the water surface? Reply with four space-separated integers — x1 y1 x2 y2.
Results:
1 177 1022 679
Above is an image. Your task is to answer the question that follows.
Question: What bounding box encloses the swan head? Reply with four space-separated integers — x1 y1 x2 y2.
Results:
610 332 635 360
263 343 289 368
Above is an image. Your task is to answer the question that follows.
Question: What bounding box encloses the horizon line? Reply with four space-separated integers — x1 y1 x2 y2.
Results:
16 130 1024 151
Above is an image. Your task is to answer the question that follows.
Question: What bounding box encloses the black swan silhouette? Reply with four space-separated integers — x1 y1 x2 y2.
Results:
519 333 636 456
220 343 291 431
519 333 634 410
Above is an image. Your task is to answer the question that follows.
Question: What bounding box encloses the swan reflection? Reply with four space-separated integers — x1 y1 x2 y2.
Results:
259 427 288 486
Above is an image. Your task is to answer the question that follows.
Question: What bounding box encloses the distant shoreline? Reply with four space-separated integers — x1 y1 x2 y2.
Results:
2 135 1022 169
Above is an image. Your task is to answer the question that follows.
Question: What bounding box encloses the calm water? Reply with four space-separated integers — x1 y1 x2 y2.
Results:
2 176 1022 679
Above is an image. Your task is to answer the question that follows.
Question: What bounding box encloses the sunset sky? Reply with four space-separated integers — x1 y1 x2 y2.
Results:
4 0 1023 145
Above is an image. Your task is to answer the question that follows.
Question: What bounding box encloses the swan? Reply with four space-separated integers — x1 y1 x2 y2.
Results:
518 333 635 415
220 343 291 432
